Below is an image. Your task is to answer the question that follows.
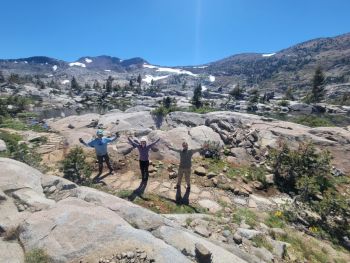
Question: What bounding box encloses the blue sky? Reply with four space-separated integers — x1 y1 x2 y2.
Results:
1 0 349 66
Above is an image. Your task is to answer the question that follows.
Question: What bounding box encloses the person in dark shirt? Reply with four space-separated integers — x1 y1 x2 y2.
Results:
127 136 160 182
169 141 207 190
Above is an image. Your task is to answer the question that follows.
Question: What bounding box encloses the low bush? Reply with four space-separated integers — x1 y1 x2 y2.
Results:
60 146 92 185
232 208 258 227
25 249 50 263
0 130 42 170
267 141 350 248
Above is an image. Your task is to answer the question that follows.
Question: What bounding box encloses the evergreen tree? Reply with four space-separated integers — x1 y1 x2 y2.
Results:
310 66 325 103
192 84 202 108
284 87 295 100
137 74 142 87
71 77 81 94
8 73 20 84
106 76 114 93
182 81 187 90
248 88 259 103
0 71 5 83
129 79 134 87
229 84 243 100
151 79 154 86
163 96 172 109
93 80 101 92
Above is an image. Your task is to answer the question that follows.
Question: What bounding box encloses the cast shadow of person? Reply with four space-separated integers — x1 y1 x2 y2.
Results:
176 187 191 205
128 180 148 201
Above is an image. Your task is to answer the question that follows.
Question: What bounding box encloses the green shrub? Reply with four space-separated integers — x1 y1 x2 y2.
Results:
278 100 290 107
293 115 333 127
25 248 50 263
251 235 273 252
268 141 350 248
267 141 332 201
187 106 217 114
0 119 28 130
232 208 257 227
0 130 42 169
60 146 92 185
265 211 286 228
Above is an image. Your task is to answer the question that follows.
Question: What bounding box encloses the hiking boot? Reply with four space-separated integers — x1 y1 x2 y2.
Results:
174 184 180 189
109 169 114 175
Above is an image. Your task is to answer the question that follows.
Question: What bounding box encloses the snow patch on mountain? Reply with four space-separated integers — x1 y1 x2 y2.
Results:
143 64 157 69
69 62 86 68
262 53 276 57
143 75 169 83
85 58 93 63
61 80 70 84
193 66 208 69
209 75 215 82
104 70 111 72
143 64 197 76
52 65 58 71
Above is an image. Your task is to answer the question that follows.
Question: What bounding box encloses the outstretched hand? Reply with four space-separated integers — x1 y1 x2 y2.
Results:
115 132 120 138
79 138 84 143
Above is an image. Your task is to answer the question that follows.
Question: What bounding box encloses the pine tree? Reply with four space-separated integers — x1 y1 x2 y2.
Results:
129 79 134 87
229 84 242 100
71 77 81 94
93 80 101 92
163 96 172 109
310 67 325 103
137 74 142 87
106 76 114 93
284 87 295 100
192 84 202 108
0 71 5 83
248 88 259 103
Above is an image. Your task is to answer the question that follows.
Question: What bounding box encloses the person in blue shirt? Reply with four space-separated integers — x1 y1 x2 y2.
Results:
79 130 119 176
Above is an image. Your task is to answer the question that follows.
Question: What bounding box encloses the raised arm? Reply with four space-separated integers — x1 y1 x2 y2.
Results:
128 137 139 148
79 138 94 148
168 144 181 153
148 138 160 148
106 132 120 143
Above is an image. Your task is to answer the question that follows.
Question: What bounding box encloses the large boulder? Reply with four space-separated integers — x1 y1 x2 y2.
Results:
0 238 24 263
0 158 43 193
0 139 6 152
165 111 206 128
12 188 55 212
19 198 190 263
153 225 248 263
189 125 223 147
71 186 176 231
288 102 313 113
